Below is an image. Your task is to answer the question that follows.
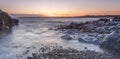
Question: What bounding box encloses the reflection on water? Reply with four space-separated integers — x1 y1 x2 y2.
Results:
0 18 102 59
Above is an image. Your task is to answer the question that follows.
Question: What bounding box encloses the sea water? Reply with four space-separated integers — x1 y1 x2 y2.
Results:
0 17 103 59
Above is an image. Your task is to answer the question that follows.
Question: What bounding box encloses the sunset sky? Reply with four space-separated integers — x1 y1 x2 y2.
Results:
0 0 120 17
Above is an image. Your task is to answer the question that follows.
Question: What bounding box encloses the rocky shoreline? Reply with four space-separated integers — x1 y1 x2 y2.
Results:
0 9 18 30
52 17 120 52
27 46 120 59
26 17 120 59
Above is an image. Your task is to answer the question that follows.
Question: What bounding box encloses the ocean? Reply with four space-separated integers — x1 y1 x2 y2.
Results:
0 17 103 59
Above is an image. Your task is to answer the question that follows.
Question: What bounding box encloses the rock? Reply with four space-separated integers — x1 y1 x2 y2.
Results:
109 26 119 31
96 27 109 34
78 35 100 44
99 18 110 23
27 46 117 59
84 47 87 49
107 22 117 26
100 30 120 52
0 9 18 30
61 34 73 40
53 17 120 46
27 57 33 59
12 19 19 25
113 17 120 22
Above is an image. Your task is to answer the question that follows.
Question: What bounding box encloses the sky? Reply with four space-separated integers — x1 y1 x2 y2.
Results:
0 0 120 17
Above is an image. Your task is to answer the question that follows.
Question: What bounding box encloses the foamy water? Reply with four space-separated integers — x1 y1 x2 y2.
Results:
0 18 103 59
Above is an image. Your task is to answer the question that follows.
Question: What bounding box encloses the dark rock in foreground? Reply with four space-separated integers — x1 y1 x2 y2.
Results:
0 9 18 30
100 30 120 52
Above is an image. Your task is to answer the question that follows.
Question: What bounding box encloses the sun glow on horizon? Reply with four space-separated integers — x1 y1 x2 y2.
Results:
39 10 84 17
6 8 85 17
6 8 120 17
1 0 120 17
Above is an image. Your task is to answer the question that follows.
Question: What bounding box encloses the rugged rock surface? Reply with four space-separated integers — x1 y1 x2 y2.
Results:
27 46 119 59
113 17 120 22
100 30 120 52
54 18 120 34
53 17 120 52
0 9 18 30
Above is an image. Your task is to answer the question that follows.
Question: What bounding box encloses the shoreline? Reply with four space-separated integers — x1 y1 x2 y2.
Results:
27 46 119 59
51 17 120 52
27 17 120 59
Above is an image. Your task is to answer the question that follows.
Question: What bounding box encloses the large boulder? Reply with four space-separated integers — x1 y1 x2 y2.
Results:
0 9 18 30
100 30 120 52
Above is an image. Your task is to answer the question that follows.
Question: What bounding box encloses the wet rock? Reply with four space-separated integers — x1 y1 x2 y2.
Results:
12 19 19 25
99 18 110 23
61 34 73 40
109 26 119 31
78 35 100 44
96 27 109 34
52 17 120 52
107 22 117 26
0 9 19 30
113 17 120 22
84 47 87 49
100 30 120 52
23 50 29 55
27 47 117 59
27 57 33 59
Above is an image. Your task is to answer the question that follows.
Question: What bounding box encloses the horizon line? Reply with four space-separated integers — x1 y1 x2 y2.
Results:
10 13 120 17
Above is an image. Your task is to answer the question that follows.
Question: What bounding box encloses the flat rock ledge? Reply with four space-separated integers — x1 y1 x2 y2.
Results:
0 9 18 30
